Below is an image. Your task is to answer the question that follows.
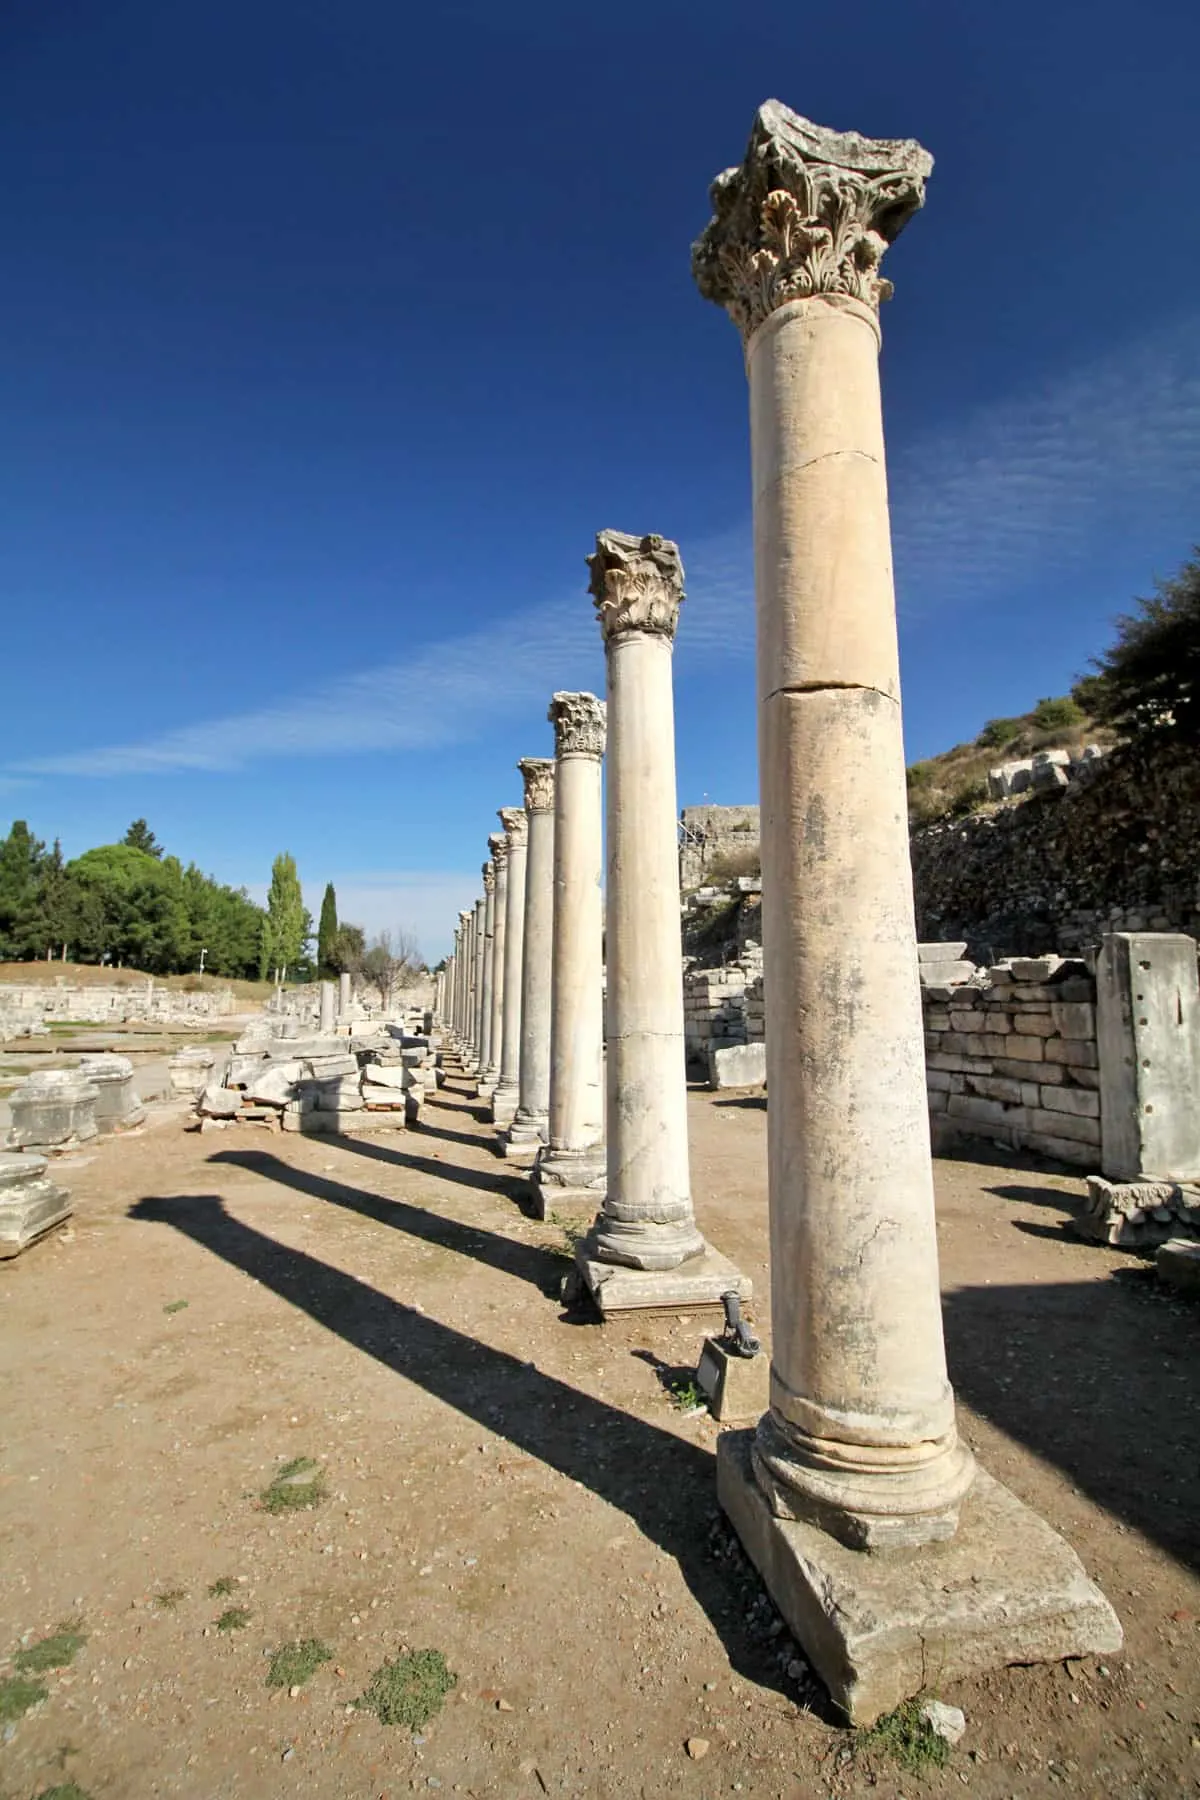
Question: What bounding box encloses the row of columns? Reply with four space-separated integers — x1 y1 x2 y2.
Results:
434 95 1119 1719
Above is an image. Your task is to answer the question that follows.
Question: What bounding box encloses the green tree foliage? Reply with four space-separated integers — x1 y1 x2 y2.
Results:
317 883 339 977
975 717 1023 750
330 922 365 974
261 853 311 981
122 818 163 858
1087 549 1200 738
1030 695 1084 731
0 820 266 975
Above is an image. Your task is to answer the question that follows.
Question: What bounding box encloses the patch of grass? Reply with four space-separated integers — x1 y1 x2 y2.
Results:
355 1648 456 1728
215 1607 251 1633
0 1674 49 1721
260 1455 327 1514
856 1698 951 1774
207 1576 236 1599
162 1299 189 1315
153 1589 187 1612
35 1785 93 1800
14 1620 87 1673
266 1638 333 1689
668 1376 705 1413
548 1213 587 1260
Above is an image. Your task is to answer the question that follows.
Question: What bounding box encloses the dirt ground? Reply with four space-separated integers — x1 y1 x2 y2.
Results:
1 1067 1197 1800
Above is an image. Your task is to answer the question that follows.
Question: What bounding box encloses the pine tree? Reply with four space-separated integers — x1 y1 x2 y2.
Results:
317 882 339 978
262 853 310 983
123 819 163 858
0 821 47 959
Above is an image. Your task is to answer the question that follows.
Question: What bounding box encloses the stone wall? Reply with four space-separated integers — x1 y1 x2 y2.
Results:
912 735 1200 957
679 805 760 890
0 981 239 1041
682 947 763 1073
922 952 1100 1168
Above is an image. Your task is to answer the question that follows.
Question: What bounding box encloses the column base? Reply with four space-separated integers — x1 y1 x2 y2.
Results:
490 1084 519 1128
475 1071 499 1100
574 1242 751 1317
500 1109 548 1161
717 1429 1122 1727
529 1145 606 1219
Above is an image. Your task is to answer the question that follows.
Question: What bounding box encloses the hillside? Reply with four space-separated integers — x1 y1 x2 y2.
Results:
905 694 1116 826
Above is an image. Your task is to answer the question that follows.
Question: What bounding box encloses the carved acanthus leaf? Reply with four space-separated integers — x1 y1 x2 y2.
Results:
548 690 607 758
692 100 932 336
498 805 528 846
482 861 495 892
518 757 556 812
588 530 685 643
489 831 509 870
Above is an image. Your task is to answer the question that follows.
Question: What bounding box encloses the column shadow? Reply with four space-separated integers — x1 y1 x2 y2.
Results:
207 1148 553 1291
944 1279 1200 1571
128 1191 792 1699
324 1131 538 1221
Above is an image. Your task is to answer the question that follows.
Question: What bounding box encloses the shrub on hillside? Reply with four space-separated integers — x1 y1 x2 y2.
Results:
976 717 1023 750
705 845 761 881
1030 695 1084 731
1086 548 1200 739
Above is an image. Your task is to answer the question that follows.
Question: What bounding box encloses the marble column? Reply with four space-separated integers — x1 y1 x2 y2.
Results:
573 531 749 1313
319 980 336 1034
482 833 509 1096
490 805 528 1127
338 970 352 1023
504 758 556 1159
477 842 503 1097
532 693 607 1216
692 98 1119 1720
472 892 487 1067
458 908 475 1057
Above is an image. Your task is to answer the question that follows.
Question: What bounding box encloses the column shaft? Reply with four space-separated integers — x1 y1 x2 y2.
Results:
491 808 528 1126
507 760 556 1152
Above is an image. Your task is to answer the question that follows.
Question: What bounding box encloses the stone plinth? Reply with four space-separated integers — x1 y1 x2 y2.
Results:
0 1152 73 1257
7 1070 100 1152
718 1432 1121 1725
1097 933 1200 1180
168 1048 216 1097
575 1245 750 1318
78 1054 146 1133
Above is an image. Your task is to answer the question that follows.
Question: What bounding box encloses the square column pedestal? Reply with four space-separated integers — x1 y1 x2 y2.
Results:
718 1431 1122 1724
574 1244 751 1318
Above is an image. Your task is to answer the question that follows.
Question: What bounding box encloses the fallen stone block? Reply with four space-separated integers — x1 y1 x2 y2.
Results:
8 1070 100 1152
168 1048 215 1097
1157 1238 1200 1296
245 1062 307 1106
0 1151 72 1257
918 942 968 963
197 1084 242 1119
225 1053 269 1087
708 1042 766 1090
77 1053 145 1132
918 962 975 988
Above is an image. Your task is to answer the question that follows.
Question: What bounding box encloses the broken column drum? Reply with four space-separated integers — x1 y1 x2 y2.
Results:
585 531 703 1271
693 98 1119 1719
506 758 557 1154
319 980 336 1034
491 806 528 1127
534 692 607 1203
338 971 352 1022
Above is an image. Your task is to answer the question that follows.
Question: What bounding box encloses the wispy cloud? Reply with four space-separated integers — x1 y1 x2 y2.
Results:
890 311 1200 614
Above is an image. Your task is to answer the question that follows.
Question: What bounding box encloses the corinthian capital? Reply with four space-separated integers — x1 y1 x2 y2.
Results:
588 530 685 643
548 690 607 759
499 805 528 847
518 757 556 812
692 100 932 338
489 830 508 870
482 861 495 892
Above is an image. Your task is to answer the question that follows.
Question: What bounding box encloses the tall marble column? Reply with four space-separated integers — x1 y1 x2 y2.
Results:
532 693 607 1216
472 892 487 1067
338 971 352 1022
482 833 508 1097
573 531 749 1314
319 980 336 1034
477 841 503 1098
692 98 1119 1721
504 758 556 1159
490 805 528 1128
458 910 474 1048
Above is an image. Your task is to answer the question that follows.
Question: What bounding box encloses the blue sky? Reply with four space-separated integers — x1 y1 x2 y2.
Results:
2 0 1198 959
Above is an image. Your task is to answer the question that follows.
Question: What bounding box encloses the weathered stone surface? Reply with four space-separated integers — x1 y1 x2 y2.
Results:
76 1053 145 1131
245 1062 307 1107
696 1337 769 1422
1097 933 1200 1181
574 1245 750 1317
198 1084 241 1119
917 942 968 963
0 1151 72 1257
1076 1175 1200 1247
918 961 974 988
707 1041 767 1090
717 1432 1121 1725
8 1070 100 1151
168 1048 215 1096
1157 1237 1200 1295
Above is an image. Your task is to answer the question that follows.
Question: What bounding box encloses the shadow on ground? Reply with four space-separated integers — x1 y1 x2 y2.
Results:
944 1278 1200 1571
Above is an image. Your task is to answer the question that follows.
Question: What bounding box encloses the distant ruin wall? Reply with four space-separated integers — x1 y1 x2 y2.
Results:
679 805 760 890
911 737 1200 958
0 982 238 1040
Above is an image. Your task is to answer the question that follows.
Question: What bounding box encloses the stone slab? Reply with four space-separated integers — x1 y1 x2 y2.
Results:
0 1152 72 1258
528 1176 604 1222
1157 1236 1200 1295
696 1337 769 1421
717 1431 1122 1726
707 1041 766 1090
500 1130 542 1162
575 1244 751 1317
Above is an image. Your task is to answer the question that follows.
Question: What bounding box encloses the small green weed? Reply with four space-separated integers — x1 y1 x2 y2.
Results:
356 1648 456 1728
260 1456 327 1514
35 1784 93 1800
266 1638 333 1689
207 1576 236 1599
549 1213 587 1260
14 1620 88 1673
0 1674 49 1721
153 1589 186 1612
163 1299 189 1315
215 1607 251 1633
856 1698 951 1774
668 1376 705 1413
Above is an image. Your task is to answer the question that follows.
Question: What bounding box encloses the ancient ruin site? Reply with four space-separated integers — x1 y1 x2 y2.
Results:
2 13 1199 1800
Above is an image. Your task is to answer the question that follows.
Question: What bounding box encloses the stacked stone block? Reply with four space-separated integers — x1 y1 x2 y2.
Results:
923 952 1100 1167
683 961 756 1070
